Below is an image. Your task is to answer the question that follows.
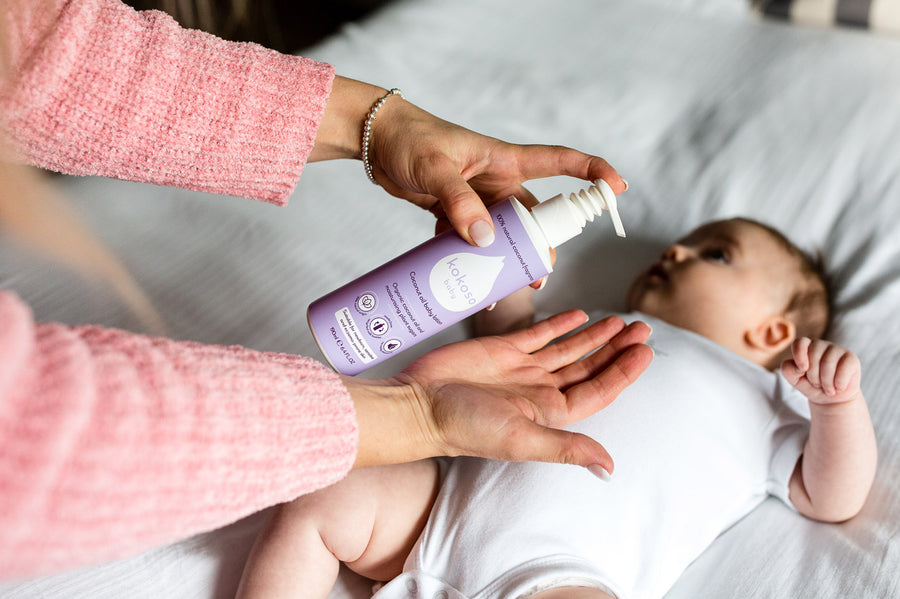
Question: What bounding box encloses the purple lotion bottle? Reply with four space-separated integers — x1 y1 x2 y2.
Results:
307 179 626 375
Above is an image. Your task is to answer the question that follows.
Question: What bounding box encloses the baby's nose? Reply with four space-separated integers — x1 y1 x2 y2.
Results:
661 244 688 262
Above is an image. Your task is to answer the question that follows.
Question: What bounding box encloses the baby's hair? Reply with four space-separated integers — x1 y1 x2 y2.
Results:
734 218 832 340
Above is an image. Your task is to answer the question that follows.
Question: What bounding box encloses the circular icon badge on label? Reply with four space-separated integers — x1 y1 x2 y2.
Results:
355 292 377 313
381 339 402 354
367 316 390 337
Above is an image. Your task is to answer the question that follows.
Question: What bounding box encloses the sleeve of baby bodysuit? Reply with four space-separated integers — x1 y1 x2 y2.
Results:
765 374 811 508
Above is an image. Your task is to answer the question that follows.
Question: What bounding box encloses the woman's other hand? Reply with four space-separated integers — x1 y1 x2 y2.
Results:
347 312 652 475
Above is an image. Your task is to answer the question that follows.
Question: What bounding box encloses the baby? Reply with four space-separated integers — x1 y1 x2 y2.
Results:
236 217 877 599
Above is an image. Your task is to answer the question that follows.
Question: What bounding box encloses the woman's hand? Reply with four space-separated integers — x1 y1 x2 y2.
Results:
347 312 652 476
371 99 626 247
311 77 627 248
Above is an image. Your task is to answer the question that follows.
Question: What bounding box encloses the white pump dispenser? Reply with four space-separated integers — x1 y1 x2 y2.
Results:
531 178 626 248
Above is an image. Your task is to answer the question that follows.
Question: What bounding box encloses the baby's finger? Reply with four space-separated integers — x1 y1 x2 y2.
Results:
780 359 804 387
791 337 812 372
818 344 843 396
834 351 862 394
803 339 830 388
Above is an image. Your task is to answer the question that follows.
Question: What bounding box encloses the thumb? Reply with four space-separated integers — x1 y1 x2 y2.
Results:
780 359 804 386
420 157 494 247
507 423 615 477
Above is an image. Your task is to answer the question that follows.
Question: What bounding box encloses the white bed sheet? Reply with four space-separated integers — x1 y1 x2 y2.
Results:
1 0 898 597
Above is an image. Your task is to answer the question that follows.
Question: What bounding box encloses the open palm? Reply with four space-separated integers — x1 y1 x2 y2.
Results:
395 311 652 472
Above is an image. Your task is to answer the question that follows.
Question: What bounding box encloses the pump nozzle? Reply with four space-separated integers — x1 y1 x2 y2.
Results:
530 179 626 248
590 179 626 238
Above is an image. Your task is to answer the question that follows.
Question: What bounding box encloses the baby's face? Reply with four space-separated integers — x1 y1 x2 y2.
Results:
626 219 798 353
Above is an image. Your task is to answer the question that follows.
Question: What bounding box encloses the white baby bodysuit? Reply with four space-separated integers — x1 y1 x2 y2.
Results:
374 312 811 599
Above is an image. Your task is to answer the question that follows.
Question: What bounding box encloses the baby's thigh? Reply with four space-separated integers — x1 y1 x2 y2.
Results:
282 458 440 581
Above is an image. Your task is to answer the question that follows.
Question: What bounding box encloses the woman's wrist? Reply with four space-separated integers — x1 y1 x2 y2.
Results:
309 76 387 162
342 374 443 468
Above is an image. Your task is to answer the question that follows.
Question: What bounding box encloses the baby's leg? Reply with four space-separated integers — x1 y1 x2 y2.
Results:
530 586 615 599
236 459 440 599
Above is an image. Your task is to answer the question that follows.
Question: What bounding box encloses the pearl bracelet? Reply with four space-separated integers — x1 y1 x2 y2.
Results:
362 88 404 184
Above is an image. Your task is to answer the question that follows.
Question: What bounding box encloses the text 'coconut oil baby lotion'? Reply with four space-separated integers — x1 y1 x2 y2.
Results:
307 179 626 375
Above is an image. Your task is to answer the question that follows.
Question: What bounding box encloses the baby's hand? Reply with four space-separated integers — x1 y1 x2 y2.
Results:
781 337 862 405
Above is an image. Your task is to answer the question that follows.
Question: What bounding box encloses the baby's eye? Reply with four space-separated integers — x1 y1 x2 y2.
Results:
701 247 729 263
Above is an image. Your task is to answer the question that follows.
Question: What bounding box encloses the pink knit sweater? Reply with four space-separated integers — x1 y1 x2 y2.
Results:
0 0 358 580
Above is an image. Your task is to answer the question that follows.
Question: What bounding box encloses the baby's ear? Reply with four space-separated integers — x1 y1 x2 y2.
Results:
745 315 796 358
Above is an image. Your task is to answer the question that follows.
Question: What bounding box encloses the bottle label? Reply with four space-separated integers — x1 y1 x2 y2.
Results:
307 199 549 375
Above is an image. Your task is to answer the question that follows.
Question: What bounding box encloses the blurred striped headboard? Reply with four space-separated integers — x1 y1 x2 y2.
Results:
754 0 900 33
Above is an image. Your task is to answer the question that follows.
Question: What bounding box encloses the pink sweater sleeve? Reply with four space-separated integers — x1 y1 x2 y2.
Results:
0 0 335 205
0 290 358 580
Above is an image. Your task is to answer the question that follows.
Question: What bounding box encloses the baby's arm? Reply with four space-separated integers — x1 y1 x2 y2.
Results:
473 286 537 336
781 338 877 522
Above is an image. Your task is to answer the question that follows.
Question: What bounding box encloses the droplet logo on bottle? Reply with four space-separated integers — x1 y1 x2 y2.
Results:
429 253 506 312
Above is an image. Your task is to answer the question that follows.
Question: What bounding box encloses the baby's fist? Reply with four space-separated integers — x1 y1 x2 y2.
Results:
781 338 862 405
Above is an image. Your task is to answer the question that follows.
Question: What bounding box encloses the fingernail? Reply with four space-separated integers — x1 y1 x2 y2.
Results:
588 464 611 482
485 302 497 312
536 276 548 291
470 220 495 247
622 178 629 192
